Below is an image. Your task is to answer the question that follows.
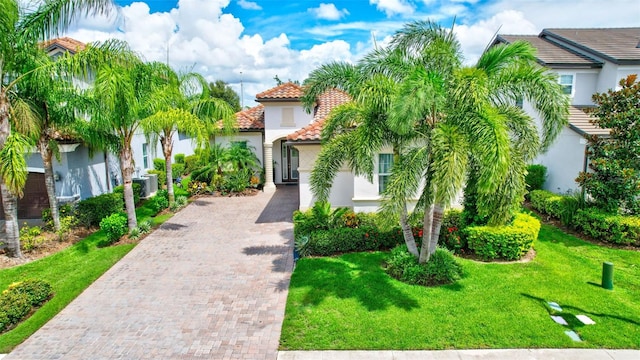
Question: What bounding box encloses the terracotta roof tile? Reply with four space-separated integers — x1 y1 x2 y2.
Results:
41 37 86 54
568 105 610 136
234 104 264 130
287 89 351 141
256 82 304 100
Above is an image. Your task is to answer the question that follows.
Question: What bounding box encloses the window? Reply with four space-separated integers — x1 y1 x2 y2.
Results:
378 154 393 194
559 74 574 96
142 143 149 169
515 96 523 109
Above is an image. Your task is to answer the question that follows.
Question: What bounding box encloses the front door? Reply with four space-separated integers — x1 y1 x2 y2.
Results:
281 143 299 183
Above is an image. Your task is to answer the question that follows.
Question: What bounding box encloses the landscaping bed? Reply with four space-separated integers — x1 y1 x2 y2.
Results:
280 224 640 350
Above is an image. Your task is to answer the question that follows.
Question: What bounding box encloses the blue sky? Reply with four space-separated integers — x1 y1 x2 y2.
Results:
68 0 638 106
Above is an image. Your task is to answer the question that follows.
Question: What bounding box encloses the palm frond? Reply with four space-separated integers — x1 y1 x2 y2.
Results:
476 41 537 76
381 145 431 216
8 96 40 138
301 62 361 112
431 123 468 205
0 132 29 196
309 134 352 201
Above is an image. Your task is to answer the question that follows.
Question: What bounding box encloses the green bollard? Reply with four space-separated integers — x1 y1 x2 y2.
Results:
602 262 614 290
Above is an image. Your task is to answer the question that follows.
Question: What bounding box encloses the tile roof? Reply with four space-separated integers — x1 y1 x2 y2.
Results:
287 89 351 141
496 35 600 67
234 104 264 130
568 106 609 136
542 28 640 64
256 82 304 100
41 37 86 54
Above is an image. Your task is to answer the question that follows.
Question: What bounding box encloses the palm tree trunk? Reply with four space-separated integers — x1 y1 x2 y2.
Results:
419 202 435 263
162 133 174 205
39 140 60 231
429 203 445 256
400 204 419 257
119 145 137 231
1 182 21 258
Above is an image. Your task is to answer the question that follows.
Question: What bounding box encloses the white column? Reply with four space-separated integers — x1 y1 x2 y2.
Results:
263 142 276 192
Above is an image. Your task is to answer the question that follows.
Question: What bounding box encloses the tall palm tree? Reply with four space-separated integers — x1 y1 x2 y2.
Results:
141 63 235 205
0 0 114 257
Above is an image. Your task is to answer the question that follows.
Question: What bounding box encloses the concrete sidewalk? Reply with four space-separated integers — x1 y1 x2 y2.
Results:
278 349 640 359
3 186 299 359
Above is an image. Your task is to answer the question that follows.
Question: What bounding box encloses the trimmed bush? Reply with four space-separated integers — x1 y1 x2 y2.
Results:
385 245 462 286
171 163 185 179
0 279 53 333
113 183 142 205
465 213 540 260
184 154 200 174
149 194 169 214
76 193 124 227
529 190 565 218
304 226 404 256
525 164 547 192
99 212 128 244
573 208 640 246
153 158 165 171
174 153 185 164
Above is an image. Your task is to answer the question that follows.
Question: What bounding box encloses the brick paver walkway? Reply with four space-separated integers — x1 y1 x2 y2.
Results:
5 186 298 360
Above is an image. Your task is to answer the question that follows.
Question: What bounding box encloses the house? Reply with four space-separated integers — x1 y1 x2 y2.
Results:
0 38 116 220
492 28 640 194
221 82 398 212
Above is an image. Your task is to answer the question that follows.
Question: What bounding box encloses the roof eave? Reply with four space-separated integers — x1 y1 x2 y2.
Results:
257 98 301 103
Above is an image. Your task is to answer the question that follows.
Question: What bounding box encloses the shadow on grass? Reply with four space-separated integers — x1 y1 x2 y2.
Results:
537 225 589 248
291 252 420 312
521 293 640 327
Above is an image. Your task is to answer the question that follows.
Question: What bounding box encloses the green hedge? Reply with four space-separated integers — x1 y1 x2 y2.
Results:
305 226 404 256
113 183 142 205
529 190 565 218
99 212 128 245
574 208 640 246
0 279 53 333
385 245 462 286
466 213 540 260
525 164 547 192
76 193 124 227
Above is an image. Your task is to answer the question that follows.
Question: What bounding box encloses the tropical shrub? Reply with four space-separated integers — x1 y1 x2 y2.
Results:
184 154 200 173
99 212 128 244
41 203 75 229
525 164 547 193
385 245 462 286
149 195 169 214
138 220 152 234
174 153 185 164
113 183 142 205
0 279 53 333
222 169 251 193
153 158 165 171
187 180 209 196
529 190 565 218
129 227 141 240
171 163 185 179
56 215 77 241
19 224 45 251
465 213 540 260
303 226 404 256
573 208 640 246
147 169 166 188
439 209 466 254
76 193 124 228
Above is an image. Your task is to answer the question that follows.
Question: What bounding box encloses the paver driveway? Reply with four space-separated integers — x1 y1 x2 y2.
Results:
5 186 298 360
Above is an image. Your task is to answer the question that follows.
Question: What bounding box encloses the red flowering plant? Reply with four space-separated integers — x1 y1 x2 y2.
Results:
439 210 467 254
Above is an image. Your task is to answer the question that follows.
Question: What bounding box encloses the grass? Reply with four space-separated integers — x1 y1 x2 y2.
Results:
280 224 640 350
0 197 180 353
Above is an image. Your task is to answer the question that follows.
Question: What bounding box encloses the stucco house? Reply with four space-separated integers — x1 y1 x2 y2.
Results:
1 37 116 220
492 27 640 194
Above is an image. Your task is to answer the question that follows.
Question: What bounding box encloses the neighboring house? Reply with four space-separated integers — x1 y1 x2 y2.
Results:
0 37 115 220
492 27 640 194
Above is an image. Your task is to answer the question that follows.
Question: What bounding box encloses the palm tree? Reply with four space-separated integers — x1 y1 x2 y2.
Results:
307 21 568 263
383 24 568 262
141 64 235 205
0 0 114 257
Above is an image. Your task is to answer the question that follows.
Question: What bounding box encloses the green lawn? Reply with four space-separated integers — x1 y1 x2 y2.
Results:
280 225 640 350
0 202 174 353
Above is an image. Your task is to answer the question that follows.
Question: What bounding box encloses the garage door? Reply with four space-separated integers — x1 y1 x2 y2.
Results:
0 172 50 220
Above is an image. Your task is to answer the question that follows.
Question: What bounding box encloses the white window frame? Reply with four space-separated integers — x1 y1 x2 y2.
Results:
378 153 393 194
142 143 149 169
558 73 575 97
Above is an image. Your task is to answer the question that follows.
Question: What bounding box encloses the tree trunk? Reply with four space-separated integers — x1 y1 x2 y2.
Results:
419 203 435 263
400 204 419 257
39 140 60 231
162 133 174 205
0 92 22 257
1 182 21 258
119 145 137 231
429 204 445 256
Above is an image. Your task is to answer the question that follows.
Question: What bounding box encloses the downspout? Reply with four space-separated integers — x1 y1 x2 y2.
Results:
104 151 111 193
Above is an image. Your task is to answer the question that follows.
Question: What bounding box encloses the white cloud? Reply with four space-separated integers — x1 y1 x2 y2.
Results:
309 3 350 21
370 0 415 17
237 0 261 11
454 10 537 65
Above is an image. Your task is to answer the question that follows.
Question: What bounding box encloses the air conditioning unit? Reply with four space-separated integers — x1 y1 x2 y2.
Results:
133 173 158 199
